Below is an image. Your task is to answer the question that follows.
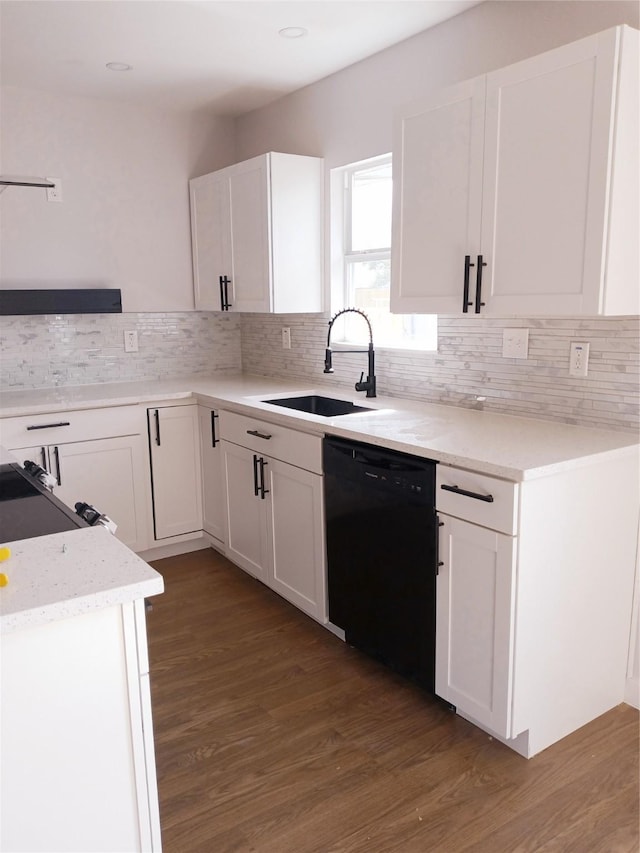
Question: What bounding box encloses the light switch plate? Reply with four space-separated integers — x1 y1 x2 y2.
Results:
502 328 529 359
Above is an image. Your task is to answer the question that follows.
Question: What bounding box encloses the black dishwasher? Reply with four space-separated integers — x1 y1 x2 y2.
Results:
323 436 437 692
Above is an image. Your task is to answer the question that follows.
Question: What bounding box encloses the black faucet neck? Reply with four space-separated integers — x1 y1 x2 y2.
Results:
325 309 377 397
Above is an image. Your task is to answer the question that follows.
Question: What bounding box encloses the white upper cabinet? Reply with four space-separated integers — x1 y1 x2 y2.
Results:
391 25 639 317
391 76 486 314
190 152 324 314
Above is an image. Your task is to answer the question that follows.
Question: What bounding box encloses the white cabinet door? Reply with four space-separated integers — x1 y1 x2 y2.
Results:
436 514 516 738
228 156 272 313
55 436 149 553
12 438 150 553
189 170 231 311
148 405 202 541
391 76 485 314
198 405 225 545
266 456 326 622
221 440 269 583
481 28 621 315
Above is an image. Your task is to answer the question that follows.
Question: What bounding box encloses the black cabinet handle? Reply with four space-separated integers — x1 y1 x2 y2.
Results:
253 454 260 497
247 429 272 440
441 483 494 503
27 421 70 431
219 275 232 311
210 411 219 447
462 255 474 313
435 515 445 575
53 446 62 486
154 409 161 446
40 447 47 469
259 458 269 500
475 254 487 313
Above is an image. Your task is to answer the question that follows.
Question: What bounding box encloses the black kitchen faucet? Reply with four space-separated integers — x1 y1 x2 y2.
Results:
323 308 377 398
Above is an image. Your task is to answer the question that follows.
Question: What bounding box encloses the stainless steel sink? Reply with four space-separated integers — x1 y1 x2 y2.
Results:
261 395 373 417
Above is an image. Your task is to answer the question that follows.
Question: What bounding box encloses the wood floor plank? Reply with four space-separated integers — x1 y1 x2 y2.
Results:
147 548 639 853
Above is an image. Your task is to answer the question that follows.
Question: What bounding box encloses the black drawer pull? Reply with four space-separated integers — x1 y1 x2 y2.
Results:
246 429 272 440
441 483 494 503
27 421 70 431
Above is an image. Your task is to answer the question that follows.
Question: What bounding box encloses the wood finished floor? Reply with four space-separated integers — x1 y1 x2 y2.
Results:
147 548 639 853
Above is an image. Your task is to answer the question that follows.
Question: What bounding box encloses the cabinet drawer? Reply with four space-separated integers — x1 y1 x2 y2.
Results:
220 410 322 474
0 405 145 450
436 465 518 535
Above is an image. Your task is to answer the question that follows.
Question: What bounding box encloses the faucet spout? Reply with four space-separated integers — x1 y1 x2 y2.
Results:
323 308 377 397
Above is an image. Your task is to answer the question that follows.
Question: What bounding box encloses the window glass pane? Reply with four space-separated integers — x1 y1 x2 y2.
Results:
350 162 392 252
340 259 437 350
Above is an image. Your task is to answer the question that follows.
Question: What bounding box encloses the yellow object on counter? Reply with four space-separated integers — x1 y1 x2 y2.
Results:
0 548 11 585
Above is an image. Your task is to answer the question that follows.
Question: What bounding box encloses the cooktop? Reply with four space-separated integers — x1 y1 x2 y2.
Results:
0 463 87 543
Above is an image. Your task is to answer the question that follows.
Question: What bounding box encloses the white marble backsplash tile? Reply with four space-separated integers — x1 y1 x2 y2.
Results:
240 313 640 433
0 312 242 388
1 309 637 433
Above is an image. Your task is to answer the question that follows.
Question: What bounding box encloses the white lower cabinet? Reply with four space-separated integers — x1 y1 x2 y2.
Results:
1 406 150 552
436 455 639 758
435 515 516 738
266 455 325 619
148 404 203 541
220 410 326 623
1 599 161 852
222 439 269 582
198 405 225 547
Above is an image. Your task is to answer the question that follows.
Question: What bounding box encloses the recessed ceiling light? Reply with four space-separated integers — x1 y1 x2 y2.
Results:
278 27 308 39
106 62 133 72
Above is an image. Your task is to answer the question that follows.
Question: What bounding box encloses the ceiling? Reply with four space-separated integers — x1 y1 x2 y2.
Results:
0 1 482 116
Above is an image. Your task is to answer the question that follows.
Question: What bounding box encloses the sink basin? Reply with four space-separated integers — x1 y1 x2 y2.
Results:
261 395 373 417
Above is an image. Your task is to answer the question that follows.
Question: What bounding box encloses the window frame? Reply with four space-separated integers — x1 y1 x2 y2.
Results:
330 153 437 351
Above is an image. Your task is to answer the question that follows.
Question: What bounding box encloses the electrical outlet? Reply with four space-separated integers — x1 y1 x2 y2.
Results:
569 341 589 377
282 327 291 349
502 328 529 359
124 330 139 353
46 178 62 203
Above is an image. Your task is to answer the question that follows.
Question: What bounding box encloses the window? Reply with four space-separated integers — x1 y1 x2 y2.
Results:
331 154 437 350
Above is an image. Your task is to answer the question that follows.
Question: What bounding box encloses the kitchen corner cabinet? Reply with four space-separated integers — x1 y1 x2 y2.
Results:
198 404 225 546
1 599 161 852
391 25 639 316
435 455 639 758
148 404 203 541
219 410 326 623
0 406 150 553
189 152 324 313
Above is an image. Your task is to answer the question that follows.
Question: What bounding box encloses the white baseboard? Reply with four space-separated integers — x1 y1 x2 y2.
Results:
138 537 210 563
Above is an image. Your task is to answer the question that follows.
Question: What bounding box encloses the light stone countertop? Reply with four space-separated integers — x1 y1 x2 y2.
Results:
0 526 164 634
1 372 638 481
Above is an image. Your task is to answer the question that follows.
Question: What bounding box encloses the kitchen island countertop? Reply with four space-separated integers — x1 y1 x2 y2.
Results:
0 373 638 482
0 525 164 633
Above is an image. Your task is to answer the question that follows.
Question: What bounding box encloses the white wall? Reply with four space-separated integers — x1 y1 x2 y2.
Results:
0 87 236 311
235 0 639 166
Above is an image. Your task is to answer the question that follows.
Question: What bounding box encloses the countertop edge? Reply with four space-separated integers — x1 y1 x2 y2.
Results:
1 374 638 483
